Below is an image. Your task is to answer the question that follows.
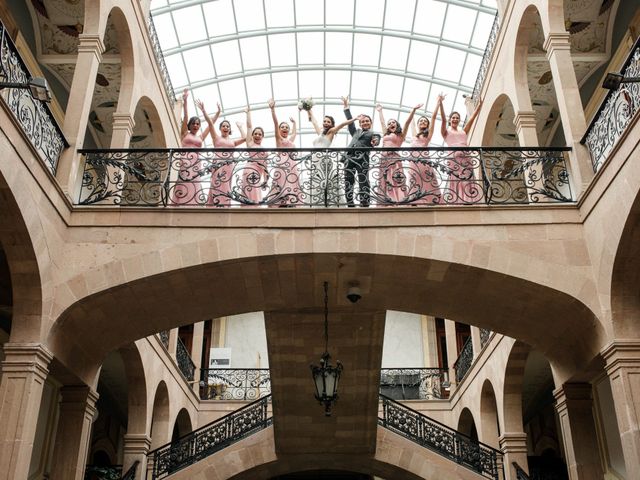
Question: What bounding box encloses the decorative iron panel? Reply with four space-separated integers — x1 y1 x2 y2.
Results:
158 330 169 349
120 461 138 480
582 36 640 172
0 21 67 175
149 395 271 479
176 337 195 382
379 395 503 480
84 465 122 480
147 16 175 106
480 328 491 348
471 14 500 107
78 147 572 207
454 337 474 383
379 368 448 400
200 368 271 401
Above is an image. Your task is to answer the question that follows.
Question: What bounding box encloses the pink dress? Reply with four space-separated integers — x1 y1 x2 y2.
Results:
269 138 301 207
410 135 441 204
209 135 236 206
171 133 204 205
443 128 477 204
240 149 268 206
380 133 405 204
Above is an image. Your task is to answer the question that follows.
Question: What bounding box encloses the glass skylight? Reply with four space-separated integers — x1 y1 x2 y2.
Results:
150 0 498 147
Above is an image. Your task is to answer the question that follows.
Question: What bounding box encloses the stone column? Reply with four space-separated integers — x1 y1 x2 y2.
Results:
602 340 640 477
554 383 603 480
0 343 52 480
544 32 594 195
470 326 482 360
49 386 99 480
499 432 528 480
421 315 438 367
168 328 178 359
110 113 136 149
122 433 151 480
514 111 539 147
56 34 105 199
191 321 205 393
444 319 458 391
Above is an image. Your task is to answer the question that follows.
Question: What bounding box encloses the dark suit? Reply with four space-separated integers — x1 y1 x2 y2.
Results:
343 108 373 206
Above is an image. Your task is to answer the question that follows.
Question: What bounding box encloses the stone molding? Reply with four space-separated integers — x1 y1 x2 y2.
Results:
111 113 136 136
1 343 53 380
513 111 537 132
544 32 572 57
77 34 105 61
123 433 152 454
499 432 528 454
601 340 640 373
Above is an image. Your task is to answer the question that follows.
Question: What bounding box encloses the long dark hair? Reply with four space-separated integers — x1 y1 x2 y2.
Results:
416 115 430 138
384 119 403 137
219 119 232 135
322 115 335 135
449 111 461 126
187 116 200 130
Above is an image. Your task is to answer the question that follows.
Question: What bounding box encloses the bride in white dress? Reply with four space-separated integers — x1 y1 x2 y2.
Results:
306 107 360 206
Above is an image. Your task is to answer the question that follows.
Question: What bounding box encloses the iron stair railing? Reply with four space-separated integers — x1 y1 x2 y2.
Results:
379 394 503 480
513 462 530 480
147 395 272 479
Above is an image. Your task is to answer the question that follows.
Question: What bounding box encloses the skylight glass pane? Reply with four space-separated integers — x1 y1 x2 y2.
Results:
239 37 270 71
298 71 323 98
297 33 324 64
384 0 415 31
218 78 247 109
295 0 323 25
471 13 495 49
325 33 352 64
150 0 167 8
182 46 215 83
245 74 272 104
203 0 237 37
269 34 297 67
211 42 243 76
407 41 437 75
402 78 430 106
413 0 446 37
355 0 384 27
325 70 351 99
375 74 403 105
325 0 354 25
265 0 295 28
380 37 409 71
234 0 266 31
460 55 482 87
352 34 381 67
153 14 178 50
173 6 207 45
165 54 188 88
271 72 298 101
192 84 221 110
350 71 376 102
434 47 465 81
442 6 475 45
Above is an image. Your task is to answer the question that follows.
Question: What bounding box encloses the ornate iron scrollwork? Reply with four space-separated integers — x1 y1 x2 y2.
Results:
379 368 448 400
454 337 474 383
147 16 175 106
176 337 195 382
200 368 271 401
471 14 500 107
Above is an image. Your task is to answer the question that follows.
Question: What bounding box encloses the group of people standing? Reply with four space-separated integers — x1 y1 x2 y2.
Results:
172 89 483 207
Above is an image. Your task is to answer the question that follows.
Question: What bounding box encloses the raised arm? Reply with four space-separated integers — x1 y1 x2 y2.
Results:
180 89 189 138
326 115 359 141
289 116 297 143
196 99 215 142
401 104 423 141
438 95 447 138
463 99 483 136
426 102 439 144
308 108 322 135
268 99 281 142
376 104 386 132
342 95 356 136
244 106 253 146
208 102 222 142
234 121 246 147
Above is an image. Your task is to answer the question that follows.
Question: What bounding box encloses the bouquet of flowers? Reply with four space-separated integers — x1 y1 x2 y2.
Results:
297 97 314 111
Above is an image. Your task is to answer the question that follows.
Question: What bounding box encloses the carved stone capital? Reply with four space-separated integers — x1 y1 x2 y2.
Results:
1 342 53 381
111 113 136 135
77 34 105 61
544 32 572 58
513 111 537 132
123 433 152 454
499 432 528 454
601 339 640 374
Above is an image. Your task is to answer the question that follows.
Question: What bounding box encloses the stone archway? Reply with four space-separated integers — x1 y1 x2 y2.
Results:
480 379 500 448
149 381 170 450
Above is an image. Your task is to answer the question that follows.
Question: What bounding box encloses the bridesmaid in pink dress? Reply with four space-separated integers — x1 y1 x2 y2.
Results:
408 98 440 204
438 96 483 204
375 103 422 204
171 90 215 205
241 105 268 206
268 99 299 207
208 102 246 206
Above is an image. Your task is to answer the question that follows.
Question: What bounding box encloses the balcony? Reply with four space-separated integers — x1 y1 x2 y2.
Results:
77 146 572 207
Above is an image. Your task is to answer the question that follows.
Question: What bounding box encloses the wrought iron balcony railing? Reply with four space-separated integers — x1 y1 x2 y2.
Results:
471 13 500 107
200 368 271 401
380 368 448 400
480 328 492 348
0 21 67 175
147 16 175 106
379 395 503 480
148 395 271 480
84 465 122 480
454 337 474 383
176 337 195 382
582 35 640 173
78 146 572 207
158 330 169 349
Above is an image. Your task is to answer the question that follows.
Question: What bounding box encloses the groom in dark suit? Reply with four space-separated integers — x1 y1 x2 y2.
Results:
342 96 373 207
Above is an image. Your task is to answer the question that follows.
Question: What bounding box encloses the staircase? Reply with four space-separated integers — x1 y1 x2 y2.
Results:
147 393 503 480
